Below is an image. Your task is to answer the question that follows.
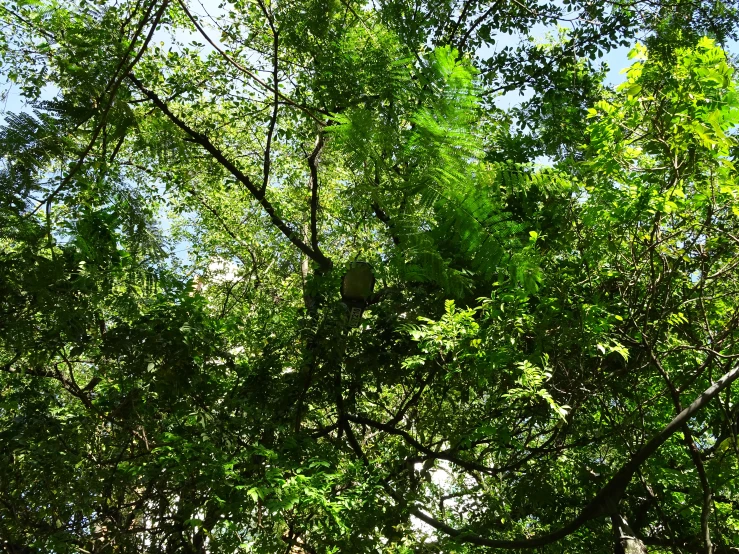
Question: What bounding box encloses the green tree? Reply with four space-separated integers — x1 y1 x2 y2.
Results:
1 1 739 553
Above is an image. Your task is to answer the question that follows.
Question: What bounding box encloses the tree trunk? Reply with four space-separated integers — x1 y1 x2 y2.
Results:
612 514 648 554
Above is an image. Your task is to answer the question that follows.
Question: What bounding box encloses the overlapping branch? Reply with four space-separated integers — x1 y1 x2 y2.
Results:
128 74 333 271
174 0 325 124
27 0 169 216
345 363 739 549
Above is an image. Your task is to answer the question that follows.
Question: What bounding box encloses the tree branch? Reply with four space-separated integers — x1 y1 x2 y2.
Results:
611 514 648 554
27 0 168 216
379 363 739 549
307 133 325 257
641 537 739 554
345 413 503 475
1 362 96 410
262 26 279 193
372 202 400 245
174 0 325 124
185 185 257 272
644 341 714 554
128 74 333 270
457 1 502 53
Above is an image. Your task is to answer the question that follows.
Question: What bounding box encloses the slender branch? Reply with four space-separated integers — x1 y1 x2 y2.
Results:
372 202 400 245
345 413 502 475
366 285 399 305
370 155 401 244
457 1 502 53
185 185 258 273
641 537 739 554
386 362 439 427
1 362 55 379
27 0 168 216
128 74 333 270
0 4 56 41
281 534 317 554
1 362 95 410
444 0 474 45
644 341 713 554
307 133 325 256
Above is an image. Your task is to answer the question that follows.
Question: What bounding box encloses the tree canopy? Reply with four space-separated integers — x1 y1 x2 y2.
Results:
2 0 739 552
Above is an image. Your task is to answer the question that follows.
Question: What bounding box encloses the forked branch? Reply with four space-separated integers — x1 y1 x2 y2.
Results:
128 74 333 270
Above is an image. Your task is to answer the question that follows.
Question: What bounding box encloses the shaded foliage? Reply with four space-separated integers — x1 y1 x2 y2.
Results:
1 1 739 553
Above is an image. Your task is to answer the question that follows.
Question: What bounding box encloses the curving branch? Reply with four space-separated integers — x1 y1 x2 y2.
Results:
1 361 97 410
368 363 739 549
645 341 714 554
128 74 333 271
346 413 503 475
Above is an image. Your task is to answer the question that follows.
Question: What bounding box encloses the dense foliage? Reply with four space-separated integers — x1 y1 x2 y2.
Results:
2 0 739 552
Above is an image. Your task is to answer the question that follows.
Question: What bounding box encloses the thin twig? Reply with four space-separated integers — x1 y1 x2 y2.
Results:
175 0 324 124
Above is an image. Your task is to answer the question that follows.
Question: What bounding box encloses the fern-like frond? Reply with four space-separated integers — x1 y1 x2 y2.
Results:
0 102 96 212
